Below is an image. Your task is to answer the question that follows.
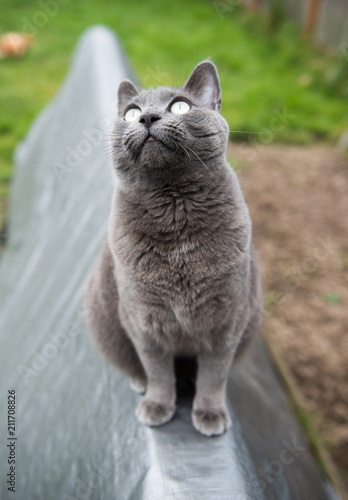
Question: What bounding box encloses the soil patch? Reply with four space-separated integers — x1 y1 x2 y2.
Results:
230 143 348 494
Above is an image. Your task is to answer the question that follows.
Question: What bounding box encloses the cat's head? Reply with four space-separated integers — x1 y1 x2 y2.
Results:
113 61 229 177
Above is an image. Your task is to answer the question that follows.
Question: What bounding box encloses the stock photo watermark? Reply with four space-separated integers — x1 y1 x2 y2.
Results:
233 106 295 164
142 64 170 87
17 318 82 385
266 234 334 314
213 0 243 20
5 390 17 493
51 64 171 182
21 0 70 35
339 41 348 61
253 435 306 492
223 435 306 499
51 116 113 182
61 454 124 500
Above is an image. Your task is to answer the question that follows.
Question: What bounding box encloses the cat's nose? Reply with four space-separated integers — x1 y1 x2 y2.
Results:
139 113 161 129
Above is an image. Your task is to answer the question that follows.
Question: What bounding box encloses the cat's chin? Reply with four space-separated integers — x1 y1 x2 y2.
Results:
142 139 163 148
139 141 173 169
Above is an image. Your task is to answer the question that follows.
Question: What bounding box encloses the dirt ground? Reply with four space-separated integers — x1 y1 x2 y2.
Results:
229 142 348 493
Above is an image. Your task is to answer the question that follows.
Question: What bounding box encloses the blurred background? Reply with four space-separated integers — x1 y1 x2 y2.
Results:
1 0 347 496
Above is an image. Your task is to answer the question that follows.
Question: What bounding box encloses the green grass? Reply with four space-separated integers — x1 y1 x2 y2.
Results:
324 292 342 304
263 333 343 491
1 0 348 226
290 400 329 480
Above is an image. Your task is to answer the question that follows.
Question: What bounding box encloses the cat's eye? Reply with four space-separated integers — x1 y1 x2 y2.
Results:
170 101 190 115
125 107 141 122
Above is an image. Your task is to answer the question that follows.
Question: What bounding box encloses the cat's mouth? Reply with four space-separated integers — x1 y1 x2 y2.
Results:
145 134 157 143
143 133 163 147
138 132 177 158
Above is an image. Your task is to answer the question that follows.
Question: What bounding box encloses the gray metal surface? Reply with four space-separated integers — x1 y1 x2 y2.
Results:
0 25 336 500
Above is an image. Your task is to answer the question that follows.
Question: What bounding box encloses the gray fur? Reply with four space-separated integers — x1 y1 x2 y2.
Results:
84 61 262 436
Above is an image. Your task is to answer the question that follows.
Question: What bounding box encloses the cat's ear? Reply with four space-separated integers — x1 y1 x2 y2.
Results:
184 61 221 111
118 80 139 116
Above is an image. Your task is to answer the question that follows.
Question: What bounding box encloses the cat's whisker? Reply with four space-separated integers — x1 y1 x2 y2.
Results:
229 130 279 134
177 143 191 161
185 145 213 177
191 132 219 139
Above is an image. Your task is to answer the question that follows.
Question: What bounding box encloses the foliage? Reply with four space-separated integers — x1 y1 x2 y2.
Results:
0 0 347 224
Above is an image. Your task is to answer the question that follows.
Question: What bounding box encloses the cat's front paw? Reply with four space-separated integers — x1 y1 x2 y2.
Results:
192 406 231 437
136 398 176 427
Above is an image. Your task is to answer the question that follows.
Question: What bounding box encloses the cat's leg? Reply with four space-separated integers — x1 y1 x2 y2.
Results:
192 349 234 436
130 335 176 427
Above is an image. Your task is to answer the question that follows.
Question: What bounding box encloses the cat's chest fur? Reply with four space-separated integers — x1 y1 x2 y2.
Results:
108 178 251 352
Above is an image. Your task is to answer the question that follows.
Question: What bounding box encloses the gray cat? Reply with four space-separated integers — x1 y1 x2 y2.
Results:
84 61 262 436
